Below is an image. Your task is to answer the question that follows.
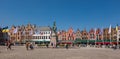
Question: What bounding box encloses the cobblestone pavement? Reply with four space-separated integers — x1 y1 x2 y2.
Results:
0 46 120 59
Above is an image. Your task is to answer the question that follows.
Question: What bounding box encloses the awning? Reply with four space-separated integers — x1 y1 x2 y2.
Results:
61 42 72 44
88 40 95 43
74 39 88 44
57 40 74 44
96 42 104 45
31 39 50 42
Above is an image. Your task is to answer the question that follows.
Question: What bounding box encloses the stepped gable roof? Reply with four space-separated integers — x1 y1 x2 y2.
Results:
76 29 80 32
35 26 51 31
90 28 94 32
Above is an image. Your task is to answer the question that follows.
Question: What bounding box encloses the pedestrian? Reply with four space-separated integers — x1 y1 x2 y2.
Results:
65 44 69 49
46 43 49 48
51 43 54 48
26 41 29 50
72 43 74 48
7 41 12 50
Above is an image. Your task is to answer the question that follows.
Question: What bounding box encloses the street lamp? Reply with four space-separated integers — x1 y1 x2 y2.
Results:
43 36 45 44
117 30 120 49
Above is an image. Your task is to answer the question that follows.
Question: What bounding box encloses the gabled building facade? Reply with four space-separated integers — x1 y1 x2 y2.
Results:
81 29 88 40
31 26 51 44
75 29 82 39
9 24 34 43
88 28 95 40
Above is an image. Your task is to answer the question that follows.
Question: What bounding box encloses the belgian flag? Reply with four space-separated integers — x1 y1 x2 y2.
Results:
116 24 118 32
2 26 9 33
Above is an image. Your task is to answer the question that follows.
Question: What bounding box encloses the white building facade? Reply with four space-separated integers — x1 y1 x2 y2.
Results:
31 26 51 44
117 30 120 42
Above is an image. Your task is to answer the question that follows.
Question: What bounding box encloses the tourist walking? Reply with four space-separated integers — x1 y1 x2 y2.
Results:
65 44 69 49
7 41 12 50
26 41 29 50
113 44 117 50
46 43 49 48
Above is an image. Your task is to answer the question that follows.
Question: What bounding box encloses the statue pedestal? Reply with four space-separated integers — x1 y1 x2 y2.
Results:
50 32 57 48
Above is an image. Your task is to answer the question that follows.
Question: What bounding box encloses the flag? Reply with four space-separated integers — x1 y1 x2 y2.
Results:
94 28 97 39
108 25 111 34
94 28 96 35
13 27 18 33
116 24 118 32
35 29 39 34
100 27 103 35
22 30 25 35
40 32 43 35
101 27 104 40
2 29 5 33
2 29 9 33
2 26 8 29
5 29 9 32
29 30 33 35
2 26 9 33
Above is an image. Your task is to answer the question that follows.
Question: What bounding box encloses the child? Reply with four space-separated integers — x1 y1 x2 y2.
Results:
30 43 34 50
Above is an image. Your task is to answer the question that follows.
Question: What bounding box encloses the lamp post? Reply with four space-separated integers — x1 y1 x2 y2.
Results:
43 36 45 44
117 30 120 49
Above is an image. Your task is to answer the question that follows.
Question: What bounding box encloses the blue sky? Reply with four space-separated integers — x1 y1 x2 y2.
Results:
0 0 120 31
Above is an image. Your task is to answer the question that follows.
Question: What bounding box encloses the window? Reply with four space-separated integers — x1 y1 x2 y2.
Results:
47 36 49 39
44 36 45 39
36 36 37 39
37 36 39 39
49 31 50 34
42 36 43 39
49 36 50 39
40 36 41 39
32 36 33 39
18 32 19 35
46 36 47 39
38 36 39 39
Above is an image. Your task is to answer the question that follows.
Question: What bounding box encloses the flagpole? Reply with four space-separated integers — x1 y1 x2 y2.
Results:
109 29 112 46
102 31 104 45
110 32 112 46
95 28 96 47
108 25 112 46
116 24 119 49
117 30 119 49
101 28 104 45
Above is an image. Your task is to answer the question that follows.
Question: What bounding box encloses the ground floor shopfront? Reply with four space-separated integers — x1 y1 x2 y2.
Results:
31 39 50 44
74 39 120 45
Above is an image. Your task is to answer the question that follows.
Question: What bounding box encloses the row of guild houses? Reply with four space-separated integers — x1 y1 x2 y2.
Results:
8 21 57 46
4 23 120 45
9 24 53 44
57 26 120 44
